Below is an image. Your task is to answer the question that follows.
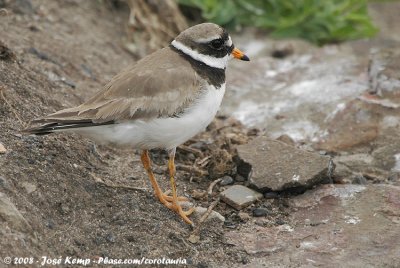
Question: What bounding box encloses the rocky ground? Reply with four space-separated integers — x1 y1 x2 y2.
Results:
1 1 399 267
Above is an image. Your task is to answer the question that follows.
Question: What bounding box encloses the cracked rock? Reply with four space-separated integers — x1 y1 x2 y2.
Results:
237 136 333 192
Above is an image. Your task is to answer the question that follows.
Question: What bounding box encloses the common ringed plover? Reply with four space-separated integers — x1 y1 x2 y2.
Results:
25 23 249 225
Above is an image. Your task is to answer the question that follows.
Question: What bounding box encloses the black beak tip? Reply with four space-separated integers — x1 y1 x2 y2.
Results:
241 55 250 61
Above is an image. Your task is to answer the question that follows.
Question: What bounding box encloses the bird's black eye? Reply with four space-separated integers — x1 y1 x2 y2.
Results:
210 39 224 50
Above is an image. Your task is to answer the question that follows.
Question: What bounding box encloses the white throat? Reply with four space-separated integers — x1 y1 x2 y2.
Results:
171 40 229 69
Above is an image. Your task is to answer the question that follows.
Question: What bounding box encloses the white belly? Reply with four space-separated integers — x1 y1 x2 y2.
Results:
76 84 226 149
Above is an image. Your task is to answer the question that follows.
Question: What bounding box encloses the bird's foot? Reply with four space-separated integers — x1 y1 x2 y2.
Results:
162 192 188 202
156 193 194 224
168 202 194 225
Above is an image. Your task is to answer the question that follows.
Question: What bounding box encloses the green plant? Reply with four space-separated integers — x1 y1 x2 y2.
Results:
178 0 378 45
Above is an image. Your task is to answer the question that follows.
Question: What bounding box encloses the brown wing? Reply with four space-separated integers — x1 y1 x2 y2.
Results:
33 47 202 124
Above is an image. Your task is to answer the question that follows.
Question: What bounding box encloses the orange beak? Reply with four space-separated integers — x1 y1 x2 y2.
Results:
232 47 250 61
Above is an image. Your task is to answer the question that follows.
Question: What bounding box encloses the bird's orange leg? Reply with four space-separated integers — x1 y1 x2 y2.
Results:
141 149 193 224
167 148 194 224
141 150 172 208
140 150 187 203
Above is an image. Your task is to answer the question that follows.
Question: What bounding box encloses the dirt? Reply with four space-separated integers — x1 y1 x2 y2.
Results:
0 1 290 266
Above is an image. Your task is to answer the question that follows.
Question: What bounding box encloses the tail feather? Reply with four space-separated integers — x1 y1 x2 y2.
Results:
23 120 115 135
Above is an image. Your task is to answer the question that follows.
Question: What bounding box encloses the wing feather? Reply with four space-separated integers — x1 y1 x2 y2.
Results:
33 47 203 124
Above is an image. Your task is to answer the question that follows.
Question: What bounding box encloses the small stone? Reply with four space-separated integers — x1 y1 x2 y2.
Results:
255 218 271 227
194 207 225 222
45 219 55 229
196 262 208 268
221 185 263 210
106 233 116 243
0 143 6 154
219 176 234 186
74 239 85 247
126 235 135 242
21 182 37 194
180 201 194 210
224 220 237 229
253 208 270 217
238 212 250 221
94 236 103 245
264 192 279 199
187 153 196 161
188 234 200 244
59 203 70 214
191 190 207 200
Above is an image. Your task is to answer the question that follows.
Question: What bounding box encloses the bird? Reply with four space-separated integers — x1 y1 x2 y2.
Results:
24 23 249 225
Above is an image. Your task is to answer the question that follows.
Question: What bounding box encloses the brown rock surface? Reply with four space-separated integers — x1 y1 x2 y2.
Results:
237 137 332 192
226 184 400 267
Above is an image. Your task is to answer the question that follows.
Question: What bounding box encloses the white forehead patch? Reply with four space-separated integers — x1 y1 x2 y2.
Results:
226 36 232 47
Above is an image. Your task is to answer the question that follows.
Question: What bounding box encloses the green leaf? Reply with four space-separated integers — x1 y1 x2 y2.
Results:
176 0 378 45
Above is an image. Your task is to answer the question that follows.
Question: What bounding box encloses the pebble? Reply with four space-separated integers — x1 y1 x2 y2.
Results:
191 190 207 200
238 212 250 221
219 176 234 186
221 185 263 210
252 208 270 217
126 235 136 242
106 233 116 243
194 207 225 222
223 220 237 229
0 143 7 154
276 219 286 225
74 239 85 247
45 219 55 229
21 182 37 194
59 203 70 214
188 234 200 244
94 236 103 245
